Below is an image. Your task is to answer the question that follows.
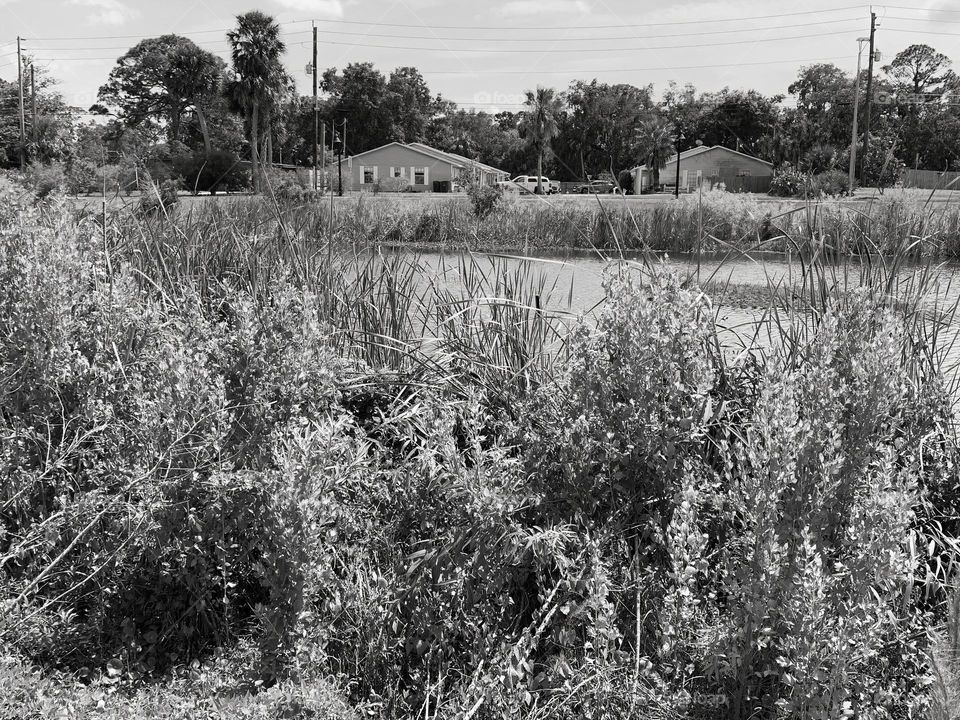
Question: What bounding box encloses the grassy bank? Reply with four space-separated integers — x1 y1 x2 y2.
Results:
3 178 960 719
81 186 960 259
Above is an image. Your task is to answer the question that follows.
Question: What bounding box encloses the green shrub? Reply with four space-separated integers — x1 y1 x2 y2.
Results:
138 178 181 215
174 151 249 194
65 158 100 195
769 164 808 197
465 181 503 218
803 143 837 173
839 134 906 189
374 176 409 193
0 652 357 720
21 162 65 199
810 168 849 196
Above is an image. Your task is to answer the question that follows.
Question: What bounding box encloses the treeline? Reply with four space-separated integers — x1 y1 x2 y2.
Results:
1 10 959 185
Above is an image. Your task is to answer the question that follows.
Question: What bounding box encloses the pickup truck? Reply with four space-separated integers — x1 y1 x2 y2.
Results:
507 175 555 194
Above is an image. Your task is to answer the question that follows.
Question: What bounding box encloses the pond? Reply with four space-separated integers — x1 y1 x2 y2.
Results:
380 247 960 388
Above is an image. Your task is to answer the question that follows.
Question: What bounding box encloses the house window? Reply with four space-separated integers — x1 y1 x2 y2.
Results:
736 169 752 177
363 166 375 184
392 167 405 178
414 167 426 185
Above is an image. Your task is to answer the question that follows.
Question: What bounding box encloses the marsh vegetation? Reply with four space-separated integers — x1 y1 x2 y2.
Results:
2 180 960 719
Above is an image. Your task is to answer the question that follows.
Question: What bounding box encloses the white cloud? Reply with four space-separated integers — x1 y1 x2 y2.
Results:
272 0 344 15
69 0 136 26
498 0 590 17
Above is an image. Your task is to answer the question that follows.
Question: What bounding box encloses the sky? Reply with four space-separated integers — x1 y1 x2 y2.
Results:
2 0 960 113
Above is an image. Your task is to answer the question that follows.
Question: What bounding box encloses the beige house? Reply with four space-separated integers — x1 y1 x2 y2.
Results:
337 142 510 192
632 145 774 193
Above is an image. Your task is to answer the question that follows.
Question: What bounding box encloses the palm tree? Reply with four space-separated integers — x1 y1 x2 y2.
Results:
519 86 562 195
227 11 286 192
636 119 675 192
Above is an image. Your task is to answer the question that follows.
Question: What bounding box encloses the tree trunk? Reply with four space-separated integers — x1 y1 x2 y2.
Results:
263 107 273 169
171 111 181 145
251 102 260 193
196 106 212 157
537 152 543 194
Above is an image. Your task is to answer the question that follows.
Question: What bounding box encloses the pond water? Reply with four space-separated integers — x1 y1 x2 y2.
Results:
379 247 960 388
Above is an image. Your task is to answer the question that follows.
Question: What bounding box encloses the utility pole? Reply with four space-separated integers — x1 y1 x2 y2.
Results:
312 22 319 192
861 10 877 185
848 38 868 195
319 121 325 193
336 119 346 197
30 64 36 142
17 37 25 169
674 124 684 199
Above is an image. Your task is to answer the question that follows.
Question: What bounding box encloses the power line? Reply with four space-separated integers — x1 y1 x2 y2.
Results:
306 5 868 29
21 19 309 42
28 39 231 51
885 15 960 23
28 26 861 62
285 28 865 55
24 17 866 57
16 5 871 43
884 26 960 36
882 4 960 14
278 17 864 43
32 50 234 62
414 55 855 75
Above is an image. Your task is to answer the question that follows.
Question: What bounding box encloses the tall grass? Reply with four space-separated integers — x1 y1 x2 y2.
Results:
104 189 960 258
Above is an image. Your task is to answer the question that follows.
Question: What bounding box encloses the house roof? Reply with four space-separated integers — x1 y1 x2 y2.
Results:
338 141 467 168
338 141 509 176
407 143 509 176
631 144 773 172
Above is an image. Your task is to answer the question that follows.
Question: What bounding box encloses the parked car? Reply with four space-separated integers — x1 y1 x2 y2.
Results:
580 179 617 194
549 180 561 194
509 175 554 194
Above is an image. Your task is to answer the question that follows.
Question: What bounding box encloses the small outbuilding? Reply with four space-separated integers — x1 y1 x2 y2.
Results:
631 145 774 194
336 142 510 192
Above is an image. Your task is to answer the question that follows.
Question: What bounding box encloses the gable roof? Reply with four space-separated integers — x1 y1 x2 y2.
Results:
407 143 509 176
631 144 773 172
338 141 509 176
339 141 467 168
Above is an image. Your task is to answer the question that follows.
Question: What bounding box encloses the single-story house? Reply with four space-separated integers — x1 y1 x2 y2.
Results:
336 142 510 192
631 145 774 193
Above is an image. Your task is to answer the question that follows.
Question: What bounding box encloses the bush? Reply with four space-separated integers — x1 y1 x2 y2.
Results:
839 134 906 189
617 168 635 194
374 176 410 193
65 158 100 195
21 162 65 199
465 181 503 218
770 167 850 198
810 168 849 197
0 653 357 720
174 151 249 194
138 178 181 215
769 164 808 197
803 143 837 174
